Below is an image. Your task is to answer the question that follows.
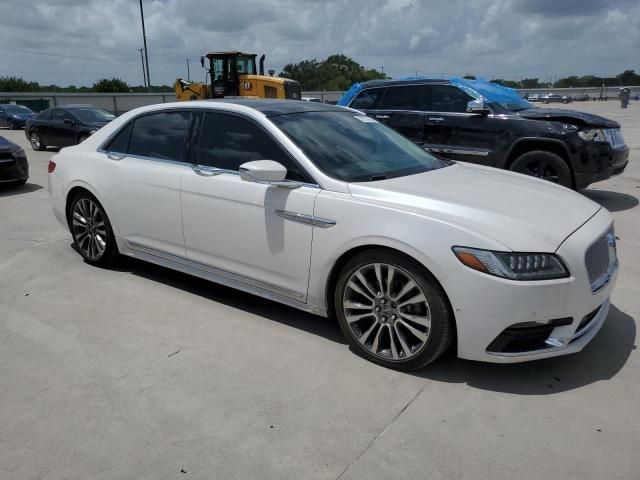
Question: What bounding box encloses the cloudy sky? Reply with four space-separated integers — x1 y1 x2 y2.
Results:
1 0 638 87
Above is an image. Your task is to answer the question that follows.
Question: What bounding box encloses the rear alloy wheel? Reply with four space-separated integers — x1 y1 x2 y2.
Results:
7 119 14 130
510 150 573 188
30 132 46 151
334 249 453 370
70 193 119 267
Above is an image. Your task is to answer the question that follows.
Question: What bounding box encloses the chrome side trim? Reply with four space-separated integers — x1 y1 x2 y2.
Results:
426 146 490 157
275 210 336 228
126 240 306 300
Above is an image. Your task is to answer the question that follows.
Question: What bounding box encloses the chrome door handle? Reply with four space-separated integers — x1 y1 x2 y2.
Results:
192 165 223 177
428 117 445 122
375 114 390 119
107 153 125 161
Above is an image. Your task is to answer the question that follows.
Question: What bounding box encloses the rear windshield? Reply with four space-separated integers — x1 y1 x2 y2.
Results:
72 108 116 123
271 111 449 182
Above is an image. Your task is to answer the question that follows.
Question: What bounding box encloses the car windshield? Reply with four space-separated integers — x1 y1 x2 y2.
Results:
72 108 116 123
4 104 33 114
271 111 449 182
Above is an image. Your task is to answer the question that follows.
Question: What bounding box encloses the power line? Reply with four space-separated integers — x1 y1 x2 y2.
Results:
0 46 137 63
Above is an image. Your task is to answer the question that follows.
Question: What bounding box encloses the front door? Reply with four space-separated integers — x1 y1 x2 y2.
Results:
423 85 500 166
181 111 318 300
93 110 192 257
49 109 76 146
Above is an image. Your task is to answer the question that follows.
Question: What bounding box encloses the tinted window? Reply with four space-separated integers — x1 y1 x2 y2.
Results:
351 88 384 109
128 111 191 162
72 108 116 123
197 112 308 182
104 123 133 153
430 85 472 113
378 85 426 110
37 109 52 120
271 112 448 183
51 109 73 122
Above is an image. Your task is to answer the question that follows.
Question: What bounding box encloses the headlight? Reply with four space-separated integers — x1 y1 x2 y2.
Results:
578 128 606 142
452 247 569 280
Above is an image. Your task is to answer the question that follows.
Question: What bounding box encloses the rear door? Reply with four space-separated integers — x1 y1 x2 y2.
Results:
423 84 501 166
0 107 7 128
94 110 192 257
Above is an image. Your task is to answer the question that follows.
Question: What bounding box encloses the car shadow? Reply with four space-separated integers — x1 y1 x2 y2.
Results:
582 189 638 212
415 305 635 395
0 182 43 197
101 255 635 394
115 256 347 345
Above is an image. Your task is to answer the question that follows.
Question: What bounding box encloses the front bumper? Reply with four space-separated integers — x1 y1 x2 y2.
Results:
442 208 617 363
574 142 629 189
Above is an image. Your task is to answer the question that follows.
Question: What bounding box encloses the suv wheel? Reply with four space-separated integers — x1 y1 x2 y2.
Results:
69 192 119 267
510 150 572 188
334 249 453 370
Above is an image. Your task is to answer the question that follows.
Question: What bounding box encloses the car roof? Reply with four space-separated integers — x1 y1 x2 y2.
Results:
53 104 101 109
204 98 348 116
358 78 451 88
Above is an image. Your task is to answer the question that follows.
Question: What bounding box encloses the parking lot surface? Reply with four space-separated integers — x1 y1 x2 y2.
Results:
1 101 639 479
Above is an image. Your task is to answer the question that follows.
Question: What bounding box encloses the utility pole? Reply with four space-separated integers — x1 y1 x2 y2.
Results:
139 48 147 88
139 0 151 90
379 66 384 74
186 58 190 81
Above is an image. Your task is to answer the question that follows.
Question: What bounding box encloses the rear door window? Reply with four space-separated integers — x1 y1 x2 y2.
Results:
378 85 427 110
430 85 473 113
128 111 191 162
350 88 385 109
51 109 73 122
104 123 133 153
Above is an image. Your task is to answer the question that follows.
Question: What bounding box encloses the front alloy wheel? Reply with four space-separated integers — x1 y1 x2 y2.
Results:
335 250 453 370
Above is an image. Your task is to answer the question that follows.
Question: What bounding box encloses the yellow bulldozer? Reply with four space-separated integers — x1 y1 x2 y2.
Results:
175 51 301 101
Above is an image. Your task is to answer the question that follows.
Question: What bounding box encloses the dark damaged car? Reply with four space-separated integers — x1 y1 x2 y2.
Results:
339 78 629 189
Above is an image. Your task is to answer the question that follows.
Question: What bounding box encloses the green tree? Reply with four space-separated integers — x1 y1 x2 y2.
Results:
463 75 476 80
0 76 40 92
280 54 386 90
520 78 541 89
616 70 640 86
92 78 130 93
490 79 518 88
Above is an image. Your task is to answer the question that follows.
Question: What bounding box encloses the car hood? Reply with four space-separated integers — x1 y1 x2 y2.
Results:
348 162 601 252
11 113 36 120
517 108 619 128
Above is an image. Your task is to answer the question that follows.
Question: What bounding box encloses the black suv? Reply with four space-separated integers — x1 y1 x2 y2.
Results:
339 79 629 189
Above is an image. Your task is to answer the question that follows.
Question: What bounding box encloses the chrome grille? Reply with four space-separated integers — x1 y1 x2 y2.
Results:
585 229 617 292
603 128 625 149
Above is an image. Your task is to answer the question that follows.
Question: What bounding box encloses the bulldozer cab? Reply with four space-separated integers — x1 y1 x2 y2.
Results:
203 52 257 98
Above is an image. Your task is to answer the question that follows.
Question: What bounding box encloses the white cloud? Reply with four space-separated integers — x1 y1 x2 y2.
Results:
0 0 637 87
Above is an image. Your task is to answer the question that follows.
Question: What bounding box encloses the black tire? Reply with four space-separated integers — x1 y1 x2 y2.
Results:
29 131 46 151
68 191 119 267
14 179 27 186
7 119 15 130
334 249 454 371
78 134 89 144
510 150 573 188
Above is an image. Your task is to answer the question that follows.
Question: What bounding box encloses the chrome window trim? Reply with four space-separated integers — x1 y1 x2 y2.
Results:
190 164 320 189
349 83 491 116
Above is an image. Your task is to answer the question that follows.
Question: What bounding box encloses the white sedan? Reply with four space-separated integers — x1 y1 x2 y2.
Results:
48 100 618 370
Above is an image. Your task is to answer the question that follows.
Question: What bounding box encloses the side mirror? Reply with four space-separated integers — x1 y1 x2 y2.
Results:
466 99 490 115
63 118 75 126
239 160 302 189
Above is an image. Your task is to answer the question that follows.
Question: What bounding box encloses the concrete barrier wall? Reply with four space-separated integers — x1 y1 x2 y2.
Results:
1 86 638 114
